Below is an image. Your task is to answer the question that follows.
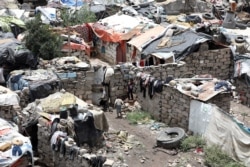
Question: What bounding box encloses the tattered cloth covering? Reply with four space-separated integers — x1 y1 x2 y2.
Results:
204 105 250 166
189 100 250 166
38 92 109 131
0 86 20 106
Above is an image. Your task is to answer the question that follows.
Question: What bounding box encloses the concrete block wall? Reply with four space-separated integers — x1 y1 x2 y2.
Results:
183 48 233 80
161 86 191 129
136 85 231 130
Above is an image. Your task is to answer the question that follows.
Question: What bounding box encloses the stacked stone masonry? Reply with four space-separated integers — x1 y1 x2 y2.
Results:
37 117 91 167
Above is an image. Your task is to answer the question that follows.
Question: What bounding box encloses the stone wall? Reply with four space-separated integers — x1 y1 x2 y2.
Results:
136 85 231 130
109 68 128 103
183 48 233 80
37 117 91 167
107 46 233 129
95 39 118 65
58 70 94 101
207 93 231 112
108 47 233 104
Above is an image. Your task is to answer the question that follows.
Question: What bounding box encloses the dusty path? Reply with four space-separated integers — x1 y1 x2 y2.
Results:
104 100 250 167
104 111 180 167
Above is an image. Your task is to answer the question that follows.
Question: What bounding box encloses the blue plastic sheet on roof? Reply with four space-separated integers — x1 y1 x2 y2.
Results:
61 0 84 7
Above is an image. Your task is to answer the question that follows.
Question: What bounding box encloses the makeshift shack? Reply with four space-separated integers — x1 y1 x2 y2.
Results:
19 90 109 166
7 69 61 107
90 13 157 64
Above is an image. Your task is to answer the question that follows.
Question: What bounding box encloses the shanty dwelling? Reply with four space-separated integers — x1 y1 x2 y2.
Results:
6 69 62 108
18 91 109 167
90 13 158 65
127 23 233 79
160 78 232 129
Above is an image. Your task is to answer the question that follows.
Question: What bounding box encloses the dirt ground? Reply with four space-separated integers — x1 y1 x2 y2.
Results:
34 100 249 167
103 100 250 167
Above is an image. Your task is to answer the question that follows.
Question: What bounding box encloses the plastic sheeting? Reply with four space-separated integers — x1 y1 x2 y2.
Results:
0 118 33 166
0 39 38 69
35 7 57 24
0 86 20 106
7 69 60 101
141 27 211 60
189 100 212 135
189 100 250 166
60 0 84 7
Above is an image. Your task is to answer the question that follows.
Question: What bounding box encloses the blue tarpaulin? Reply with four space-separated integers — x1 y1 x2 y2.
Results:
60 0 84 7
